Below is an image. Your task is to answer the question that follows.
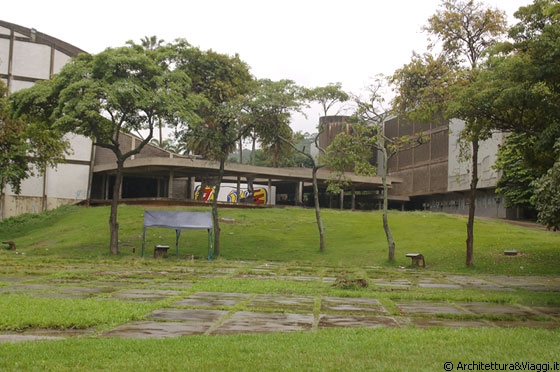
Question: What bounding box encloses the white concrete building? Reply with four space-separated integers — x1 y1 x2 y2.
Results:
0 20 93 219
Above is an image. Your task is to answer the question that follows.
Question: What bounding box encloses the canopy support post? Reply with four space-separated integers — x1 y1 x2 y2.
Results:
175 229 181 258
207 228 213 260
141 227 147 258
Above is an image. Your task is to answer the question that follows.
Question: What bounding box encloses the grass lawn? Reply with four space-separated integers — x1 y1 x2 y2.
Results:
1 204 558 274
0 204 559 371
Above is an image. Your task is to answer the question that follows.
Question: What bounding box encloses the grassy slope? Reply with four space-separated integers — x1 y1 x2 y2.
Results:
1 204 558 275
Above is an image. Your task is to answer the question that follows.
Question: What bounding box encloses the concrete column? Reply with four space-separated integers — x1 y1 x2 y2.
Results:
268 179 272 205
42 170 48 212
236 177 241 204
0 191 5 220
188 177 195 200
296 182 303 206
168 171 174 198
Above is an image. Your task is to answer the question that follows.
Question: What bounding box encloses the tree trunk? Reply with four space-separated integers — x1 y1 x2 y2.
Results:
238 137 243 164
197 178 207 201
211 158 225 257
382 148 396 261
158 119 163 149
109 159 124 255
273 143 279 168
0 191 4 220
251 132 256 166
466 138 479 266
312 166 326 252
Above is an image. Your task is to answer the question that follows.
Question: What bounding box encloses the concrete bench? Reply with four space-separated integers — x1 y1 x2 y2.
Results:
154 245 170 258
2 241 16 250
406 253 425 267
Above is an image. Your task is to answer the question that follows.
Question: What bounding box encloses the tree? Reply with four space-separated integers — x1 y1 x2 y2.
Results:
247 79 308 168
171 41 253 256
1 80 68 219
281 129 327 252
493 133 540 211
424 0 507 266
139 35 165 51
326 80 426 262
306 82 349 117
390 52 456 123
461 0 560 227
129 36 167 145
10 45 199 254
531 140 560 230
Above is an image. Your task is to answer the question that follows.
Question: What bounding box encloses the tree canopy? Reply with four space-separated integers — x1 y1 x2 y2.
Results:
244 79 307 168
1 81 69 199
9 44 199 254
448 0 560 229
391 0 508 266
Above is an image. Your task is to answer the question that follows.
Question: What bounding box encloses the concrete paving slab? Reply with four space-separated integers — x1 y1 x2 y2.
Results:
321 297 388 314
254 262 283 269
248 269 277 276
111 289 181 301
247 294 315 312
458 302 537 317
0 284 110 299
0 334 65 343
446 275 512 291
396 300 471 315
0 276 39 283
277 275 320 282
156 282 193 289
213 311 313 335
149 308 228 322
371 279 412 289
418 283 463 289
409 318 491 328
103 321 210 338
318 315 399 329
484 276 560 292
173 292 251 307
0 284 54 293
531 305 560 318
418 279 462 289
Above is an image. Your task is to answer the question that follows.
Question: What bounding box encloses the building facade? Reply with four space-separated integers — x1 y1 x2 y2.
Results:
319 115 510 218
386 116 507 218
0 20 93 219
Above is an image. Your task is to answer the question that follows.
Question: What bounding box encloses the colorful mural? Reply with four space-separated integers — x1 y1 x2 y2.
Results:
226 188 268 204
194 184 270 204
194 186 215 201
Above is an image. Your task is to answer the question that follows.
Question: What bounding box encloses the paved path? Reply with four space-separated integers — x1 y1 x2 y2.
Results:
1 264 559 342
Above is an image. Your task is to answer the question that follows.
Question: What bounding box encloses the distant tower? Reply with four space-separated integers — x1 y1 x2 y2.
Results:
317 115 352 150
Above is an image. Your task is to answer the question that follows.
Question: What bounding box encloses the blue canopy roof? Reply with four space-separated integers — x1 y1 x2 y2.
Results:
143 210 213 230
141 210 213 259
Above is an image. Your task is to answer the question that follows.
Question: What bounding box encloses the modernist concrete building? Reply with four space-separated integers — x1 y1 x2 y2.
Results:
1 19 513 220
318 115 510 218
1 20 395 219
0 20 93 219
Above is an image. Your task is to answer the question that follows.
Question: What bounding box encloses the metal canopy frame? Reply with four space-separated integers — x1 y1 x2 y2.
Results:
141 210 214 260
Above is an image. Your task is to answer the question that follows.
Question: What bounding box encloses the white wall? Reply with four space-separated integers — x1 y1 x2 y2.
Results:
12 41 51 79
447 119 503 192
0 38 9 74
0 25 94 220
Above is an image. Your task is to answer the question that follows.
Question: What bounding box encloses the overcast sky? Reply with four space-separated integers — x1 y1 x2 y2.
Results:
4 0 530 133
